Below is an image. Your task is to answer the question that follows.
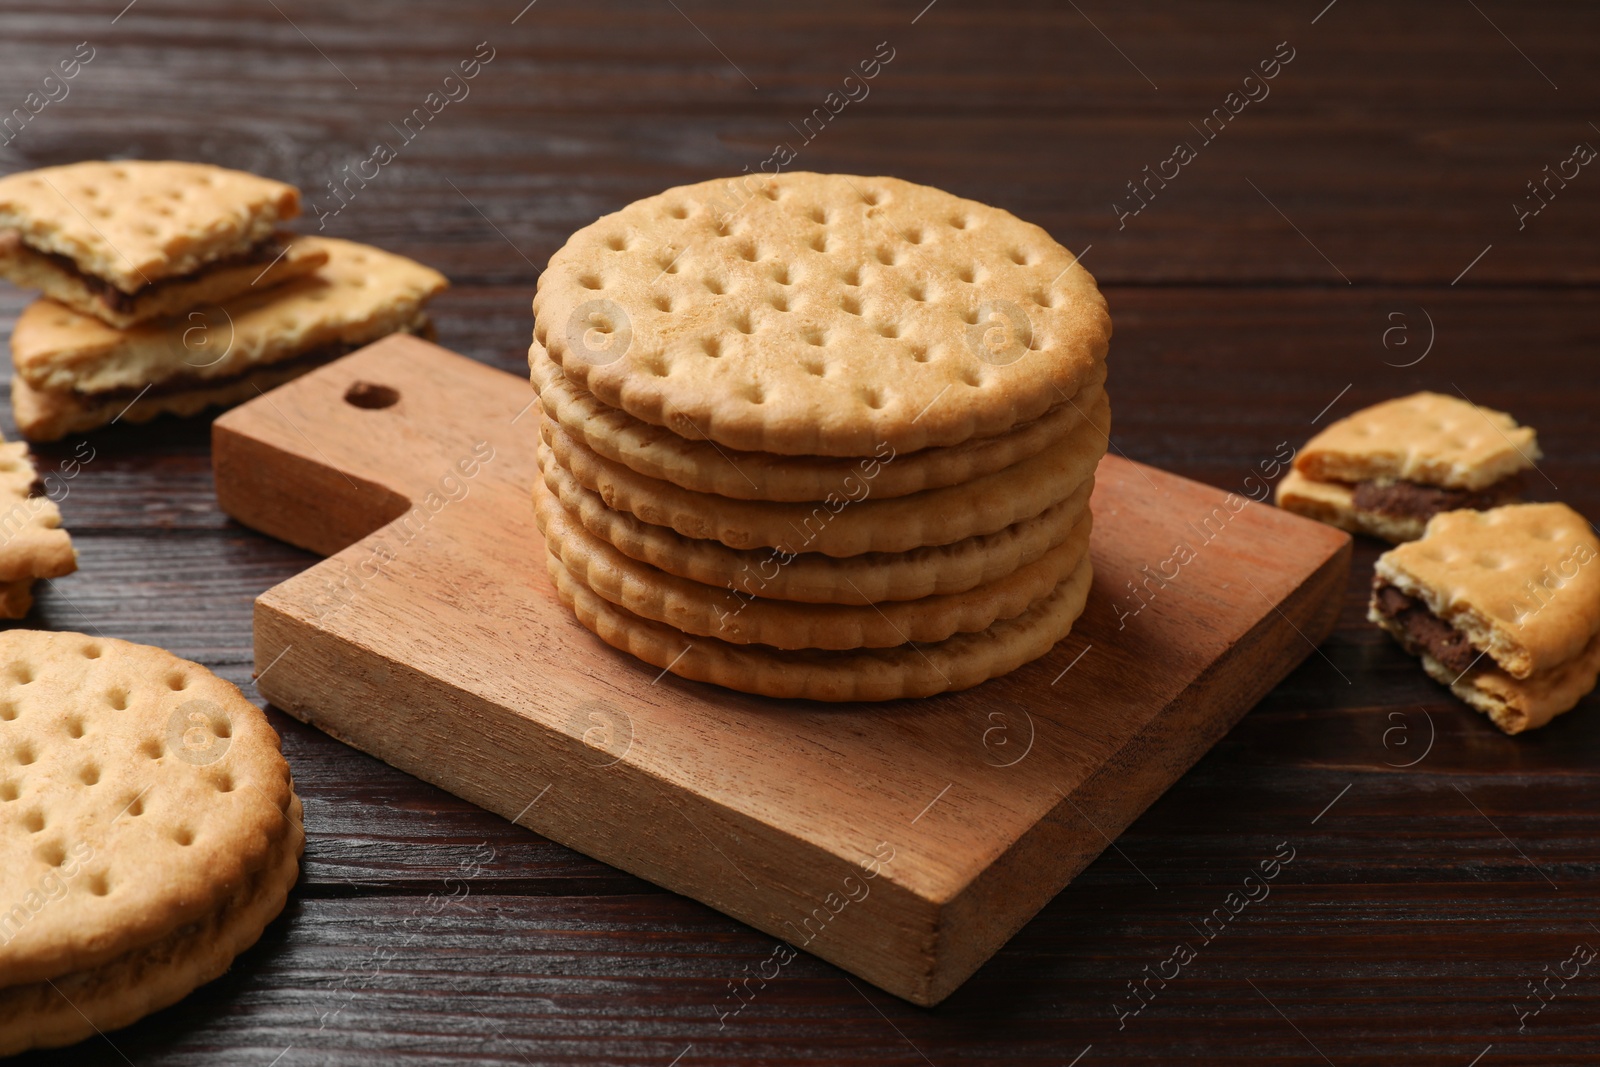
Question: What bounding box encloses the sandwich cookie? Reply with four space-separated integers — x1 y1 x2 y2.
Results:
1369 503 1600 733
0 630 301 1053
1279 392 1538 542
11 236 447 440
0 161 317 328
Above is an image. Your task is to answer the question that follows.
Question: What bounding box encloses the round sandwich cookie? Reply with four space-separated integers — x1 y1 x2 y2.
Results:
537 478 1093 650
539 389 1109 557
539 461 1094 604
548 551 1095 702
530 339 1106 502
533 172 1110 456
0 630 301 1055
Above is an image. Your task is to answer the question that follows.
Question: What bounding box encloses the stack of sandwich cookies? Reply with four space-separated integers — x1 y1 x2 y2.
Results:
531 172 1111 700
1278 392 1538 542
0 161 322 329
1369 504 1600 734
0 438 77 617
0 630 302 1054
11 235 447 441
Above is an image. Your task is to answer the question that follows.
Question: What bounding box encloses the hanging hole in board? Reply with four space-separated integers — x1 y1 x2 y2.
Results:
344 382 400 410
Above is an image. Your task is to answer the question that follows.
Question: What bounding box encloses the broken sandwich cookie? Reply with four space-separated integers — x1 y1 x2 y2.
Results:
10 236 447 441
0 436 77 617
1277 392 1538 542
1369 503 1600 734
0 160 324 329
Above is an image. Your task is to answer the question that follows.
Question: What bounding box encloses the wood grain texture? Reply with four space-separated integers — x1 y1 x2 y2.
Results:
1 0 1598 1061
210 336 1348 1005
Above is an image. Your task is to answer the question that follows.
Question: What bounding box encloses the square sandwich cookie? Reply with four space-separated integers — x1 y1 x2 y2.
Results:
1369 503 1600 734
10 236 448 441
1278 392 1538 542
0 161 323 328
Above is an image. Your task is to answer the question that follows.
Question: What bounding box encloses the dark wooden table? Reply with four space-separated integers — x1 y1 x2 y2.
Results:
3 2 1598 1063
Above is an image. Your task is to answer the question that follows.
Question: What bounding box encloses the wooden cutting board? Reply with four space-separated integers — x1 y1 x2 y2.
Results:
213 335 1351 1006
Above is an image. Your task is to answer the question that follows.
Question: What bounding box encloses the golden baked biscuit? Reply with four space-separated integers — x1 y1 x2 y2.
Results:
533 172 1110 456
0 630 302 1053
1370 503 1600 733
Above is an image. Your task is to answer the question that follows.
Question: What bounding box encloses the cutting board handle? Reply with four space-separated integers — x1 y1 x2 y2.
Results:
212 335 530 556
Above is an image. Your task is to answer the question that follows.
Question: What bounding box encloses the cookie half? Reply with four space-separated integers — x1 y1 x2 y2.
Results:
1279 393 1539 541
533 172 1110 456
0 434 79 620
0 229 328 329
12 236 447 397
0 161 301 296
11 313 434 443
1297 392 1538 490
10 236 447 440
1369 504 1600 733
0 440 76 590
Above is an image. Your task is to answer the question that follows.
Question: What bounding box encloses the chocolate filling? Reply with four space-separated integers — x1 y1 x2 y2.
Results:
1372 583 1479 674
1352 474 1523 522
19 236 285 313
79 340 360 404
